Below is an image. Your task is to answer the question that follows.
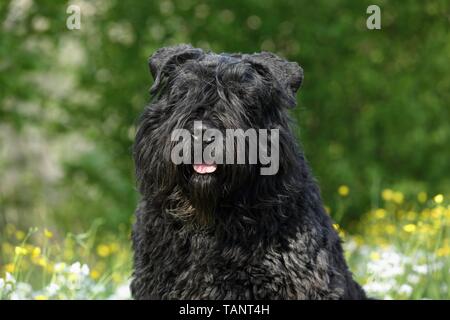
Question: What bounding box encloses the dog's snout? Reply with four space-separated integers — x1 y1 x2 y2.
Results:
192 122 215 144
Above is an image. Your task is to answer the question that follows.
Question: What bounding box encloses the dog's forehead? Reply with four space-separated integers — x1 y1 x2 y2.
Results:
190 52 243 67
177 52 253 80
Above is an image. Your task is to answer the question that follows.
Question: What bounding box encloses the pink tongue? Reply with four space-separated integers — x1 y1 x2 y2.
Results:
193 164 217 174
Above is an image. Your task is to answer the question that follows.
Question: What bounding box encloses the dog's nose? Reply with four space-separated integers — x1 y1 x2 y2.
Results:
192 122 215 144
204 134 215 144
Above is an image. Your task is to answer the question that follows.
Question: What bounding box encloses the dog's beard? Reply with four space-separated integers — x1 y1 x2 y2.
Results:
187 172 220 224
182 162 255 223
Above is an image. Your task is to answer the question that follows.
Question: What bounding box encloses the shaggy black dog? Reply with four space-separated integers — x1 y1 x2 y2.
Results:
131 44 366 299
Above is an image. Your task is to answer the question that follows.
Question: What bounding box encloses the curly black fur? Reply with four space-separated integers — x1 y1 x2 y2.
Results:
131 44 367 299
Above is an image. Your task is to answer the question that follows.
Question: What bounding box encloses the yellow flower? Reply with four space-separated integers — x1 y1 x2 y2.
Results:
97 244 111 257
433 194 444 204
374 209 386 219
417 192 427 203
4 263 15 273
392 191 404 204
403 224 416 233
90 270 101 280
34 295 48 300
32 247 41 258
436 246 450 257
68 273 79 282
15 246 28 256
15 230 26 241
54 263 66 273
44 229 53 239
431 207 443 219
112 272 121 283
370 252 380 261
338 185 349 197
381 189 393 201
385 224 396 234
46 264 54 273
332 223 340 231
37 257 48 268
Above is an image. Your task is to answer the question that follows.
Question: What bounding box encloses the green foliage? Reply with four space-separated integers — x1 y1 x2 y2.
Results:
0 0 449 230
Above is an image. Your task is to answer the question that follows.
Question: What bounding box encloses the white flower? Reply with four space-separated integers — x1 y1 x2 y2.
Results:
46 283 60 296
398 284 413 295
367 248 405 278
5 273 16 283
54 262 67 273
10 293 23 300
69 262 81 274
0 278 4 289
407 274 421 284
413 265 428 274
363 280 395 294
81 264 90 276
344 239 358 252
108 282 131 300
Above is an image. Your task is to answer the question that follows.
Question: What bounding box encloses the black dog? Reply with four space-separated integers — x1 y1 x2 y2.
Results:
131 44 366 299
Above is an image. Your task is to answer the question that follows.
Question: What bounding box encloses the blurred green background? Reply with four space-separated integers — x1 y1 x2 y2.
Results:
0 0 449 232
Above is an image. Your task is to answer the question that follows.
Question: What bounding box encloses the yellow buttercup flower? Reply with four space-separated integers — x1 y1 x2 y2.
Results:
15 230 26 241
44 229 53 239
381 189 393 201
4 263 15 273
433 194 444 204
370 252 380 261
37 257 48 268
90 270 101 280
54 262 66 272
112 272 121 283
34 295 48 300
97 244 111 257
392 191 404 204
417 192 427 203
15 246 28 256
385 224 396 234
338 185 349 197
403 224 416 233
374 209 386 219
431 207 443 219
436 246 450 257
32 247 41 258
46 264 54 273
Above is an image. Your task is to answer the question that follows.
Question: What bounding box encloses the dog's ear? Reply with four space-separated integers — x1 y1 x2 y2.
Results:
149 44 204 95
246 52 303 108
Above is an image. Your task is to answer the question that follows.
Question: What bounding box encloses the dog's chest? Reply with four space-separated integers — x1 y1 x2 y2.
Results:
151 231 342 299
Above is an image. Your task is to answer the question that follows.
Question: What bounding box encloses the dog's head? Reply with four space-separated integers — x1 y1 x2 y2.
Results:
134 44 303 223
